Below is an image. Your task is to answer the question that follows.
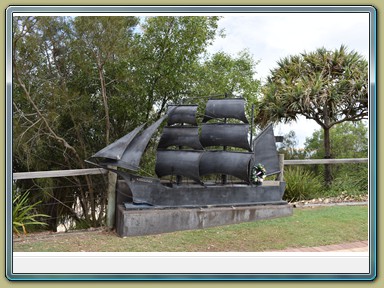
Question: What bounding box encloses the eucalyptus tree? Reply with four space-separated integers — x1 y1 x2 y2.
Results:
71 16 139 227
72 16 139 145
191 50 261 117
12 16 139 229
258 45 368 185
12 16 88 230
12 15 223 229
129 16 220 121
12 15 263 229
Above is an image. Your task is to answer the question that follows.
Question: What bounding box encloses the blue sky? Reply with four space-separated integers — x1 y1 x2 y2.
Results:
207 13 370 147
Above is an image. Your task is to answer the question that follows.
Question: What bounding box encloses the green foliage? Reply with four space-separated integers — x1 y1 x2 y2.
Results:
283 166 323 201
303 121 368 190
304 121 368 159
13 188 49 235
259 45 368 127
192 50 261 114
323 164 368 197
259 45 368 185
129 16 222 120
12 16 261 229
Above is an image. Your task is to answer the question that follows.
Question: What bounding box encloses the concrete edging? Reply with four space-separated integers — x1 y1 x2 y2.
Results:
116 203 293 237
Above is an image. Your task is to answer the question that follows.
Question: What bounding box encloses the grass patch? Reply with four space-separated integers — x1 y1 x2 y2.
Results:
13 205 368 252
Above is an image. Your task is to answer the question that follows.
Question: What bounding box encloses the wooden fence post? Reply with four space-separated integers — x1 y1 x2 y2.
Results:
106 167 117 229
278 154 284 181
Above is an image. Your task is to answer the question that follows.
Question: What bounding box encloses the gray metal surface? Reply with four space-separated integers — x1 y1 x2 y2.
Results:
200 123 251 151
253 124 280 175
202 98 248 123
121 176 286 207
199 151 253 182
121 173 161 205
155 150 203 183
158 126 203 150
167 105 198 126
91 124 144 160
100 114 168 170
88 98 285 209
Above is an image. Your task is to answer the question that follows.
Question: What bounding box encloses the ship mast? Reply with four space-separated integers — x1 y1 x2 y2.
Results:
249 104 255 182
176 123 183 185
221 93 228 185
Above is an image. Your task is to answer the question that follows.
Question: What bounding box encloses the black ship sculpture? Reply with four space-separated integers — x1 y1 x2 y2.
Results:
87 97 286 208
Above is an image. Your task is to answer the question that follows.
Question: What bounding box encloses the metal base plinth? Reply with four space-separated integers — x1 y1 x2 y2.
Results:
116 203 293 237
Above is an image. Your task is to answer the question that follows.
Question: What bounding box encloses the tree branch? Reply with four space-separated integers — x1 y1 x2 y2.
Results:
13 63 83 166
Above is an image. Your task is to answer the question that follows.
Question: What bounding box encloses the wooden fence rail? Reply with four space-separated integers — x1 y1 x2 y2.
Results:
12 157 368 228
13 168 107 180
284 158 368 165
12 157 368 180
276 156 368 181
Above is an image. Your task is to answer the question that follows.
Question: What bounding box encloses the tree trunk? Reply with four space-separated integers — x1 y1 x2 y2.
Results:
97 62 110 145
323 127 333 186
97 58 117 228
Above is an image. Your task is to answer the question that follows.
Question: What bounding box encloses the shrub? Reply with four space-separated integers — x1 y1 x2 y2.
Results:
326 172 368 197
283 166 323 201
13 189 49 235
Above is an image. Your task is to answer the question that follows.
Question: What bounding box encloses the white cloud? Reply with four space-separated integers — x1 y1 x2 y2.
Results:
208 13 370 147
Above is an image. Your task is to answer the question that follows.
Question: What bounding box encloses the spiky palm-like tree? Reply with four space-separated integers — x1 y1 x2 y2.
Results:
259 45 368 186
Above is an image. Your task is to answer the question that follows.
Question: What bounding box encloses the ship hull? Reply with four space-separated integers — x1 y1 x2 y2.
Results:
117 177 287 208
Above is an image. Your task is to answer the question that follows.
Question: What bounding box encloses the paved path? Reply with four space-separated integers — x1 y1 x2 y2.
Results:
272 241 368 252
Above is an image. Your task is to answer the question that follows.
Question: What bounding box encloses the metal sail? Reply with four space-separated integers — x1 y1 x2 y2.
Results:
253 124 280 176
91 124 144 160
200 124 251 151
158 126 203 150
167 105 198 126
155 150 203 183
202 98 248 123
100 114 169 171
199 151 253 182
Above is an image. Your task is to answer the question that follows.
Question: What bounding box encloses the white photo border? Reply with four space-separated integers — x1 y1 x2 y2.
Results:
5 5 377 281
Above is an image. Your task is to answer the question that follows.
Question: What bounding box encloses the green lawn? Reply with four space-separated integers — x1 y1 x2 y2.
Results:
13 205 368 252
